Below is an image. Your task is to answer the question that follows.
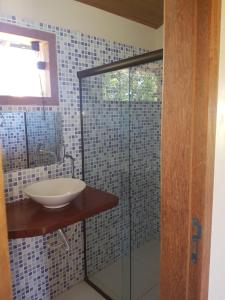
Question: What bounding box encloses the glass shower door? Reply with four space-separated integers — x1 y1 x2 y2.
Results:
80 54 163 300
81 69 131 300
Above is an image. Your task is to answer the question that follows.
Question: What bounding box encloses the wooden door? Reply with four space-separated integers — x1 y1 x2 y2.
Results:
161 0 221 299
0 151 12 300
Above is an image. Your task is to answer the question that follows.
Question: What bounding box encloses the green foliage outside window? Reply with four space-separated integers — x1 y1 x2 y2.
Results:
102 68 159 102
102 70 129 101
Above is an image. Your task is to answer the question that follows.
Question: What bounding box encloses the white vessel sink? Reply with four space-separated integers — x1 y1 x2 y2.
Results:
24 178 86 209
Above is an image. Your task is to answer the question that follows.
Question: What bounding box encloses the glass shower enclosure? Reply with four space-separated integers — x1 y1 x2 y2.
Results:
78 50 163 300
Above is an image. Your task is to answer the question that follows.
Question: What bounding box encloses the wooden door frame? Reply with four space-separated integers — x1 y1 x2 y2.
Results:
0 151 12 300
161 0 221 299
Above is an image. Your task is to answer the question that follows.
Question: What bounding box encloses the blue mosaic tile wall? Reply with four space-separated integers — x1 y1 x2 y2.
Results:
0 14 147 300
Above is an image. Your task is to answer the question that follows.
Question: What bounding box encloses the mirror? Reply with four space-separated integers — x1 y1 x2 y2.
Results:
0 111 63 173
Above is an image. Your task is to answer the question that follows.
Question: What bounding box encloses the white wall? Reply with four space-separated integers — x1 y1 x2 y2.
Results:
208 1 225 299
0 0 163 50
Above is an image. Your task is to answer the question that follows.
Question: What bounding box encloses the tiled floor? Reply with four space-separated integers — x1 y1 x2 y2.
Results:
54 240 160 300
89 239 160 300
54 281 105 300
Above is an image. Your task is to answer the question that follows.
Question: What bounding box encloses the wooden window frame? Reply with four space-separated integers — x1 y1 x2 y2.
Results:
0 22 59 106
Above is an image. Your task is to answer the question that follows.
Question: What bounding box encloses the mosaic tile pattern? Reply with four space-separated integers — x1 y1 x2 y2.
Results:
9 224 84 300
130 100 161 245
0 14 147 300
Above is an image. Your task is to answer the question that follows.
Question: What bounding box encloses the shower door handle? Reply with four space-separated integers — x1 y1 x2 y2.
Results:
191 218 202 264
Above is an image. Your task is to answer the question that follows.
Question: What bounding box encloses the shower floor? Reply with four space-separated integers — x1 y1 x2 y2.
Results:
89 239 160 300
54 239 159 300
54 281 104 300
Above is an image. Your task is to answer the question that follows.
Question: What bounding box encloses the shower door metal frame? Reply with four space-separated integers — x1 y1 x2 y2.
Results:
78 49 163 300
77 49 163 79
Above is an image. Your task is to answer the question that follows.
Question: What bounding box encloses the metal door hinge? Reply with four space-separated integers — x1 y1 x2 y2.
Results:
191 218 202 264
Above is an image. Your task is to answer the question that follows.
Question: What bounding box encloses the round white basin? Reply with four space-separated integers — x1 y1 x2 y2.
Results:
24 178 86 209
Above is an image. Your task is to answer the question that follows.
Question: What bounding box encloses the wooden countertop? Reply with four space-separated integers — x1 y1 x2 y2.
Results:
7 186 118 239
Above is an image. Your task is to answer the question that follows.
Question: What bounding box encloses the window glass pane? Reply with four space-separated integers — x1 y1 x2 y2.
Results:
101 62 162 102
102 70 129 101
0 45 42 97
130 62 162 102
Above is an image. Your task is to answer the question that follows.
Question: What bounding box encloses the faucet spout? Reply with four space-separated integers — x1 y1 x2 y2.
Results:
64 153 75 178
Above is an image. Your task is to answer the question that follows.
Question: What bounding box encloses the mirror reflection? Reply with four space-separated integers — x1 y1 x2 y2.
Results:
0 111 63 173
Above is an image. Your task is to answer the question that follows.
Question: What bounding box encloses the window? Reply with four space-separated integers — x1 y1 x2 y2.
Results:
102 66 161 102
0 22 58 105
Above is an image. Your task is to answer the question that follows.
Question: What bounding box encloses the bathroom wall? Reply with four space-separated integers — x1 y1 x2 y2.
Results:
0 15 151 300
